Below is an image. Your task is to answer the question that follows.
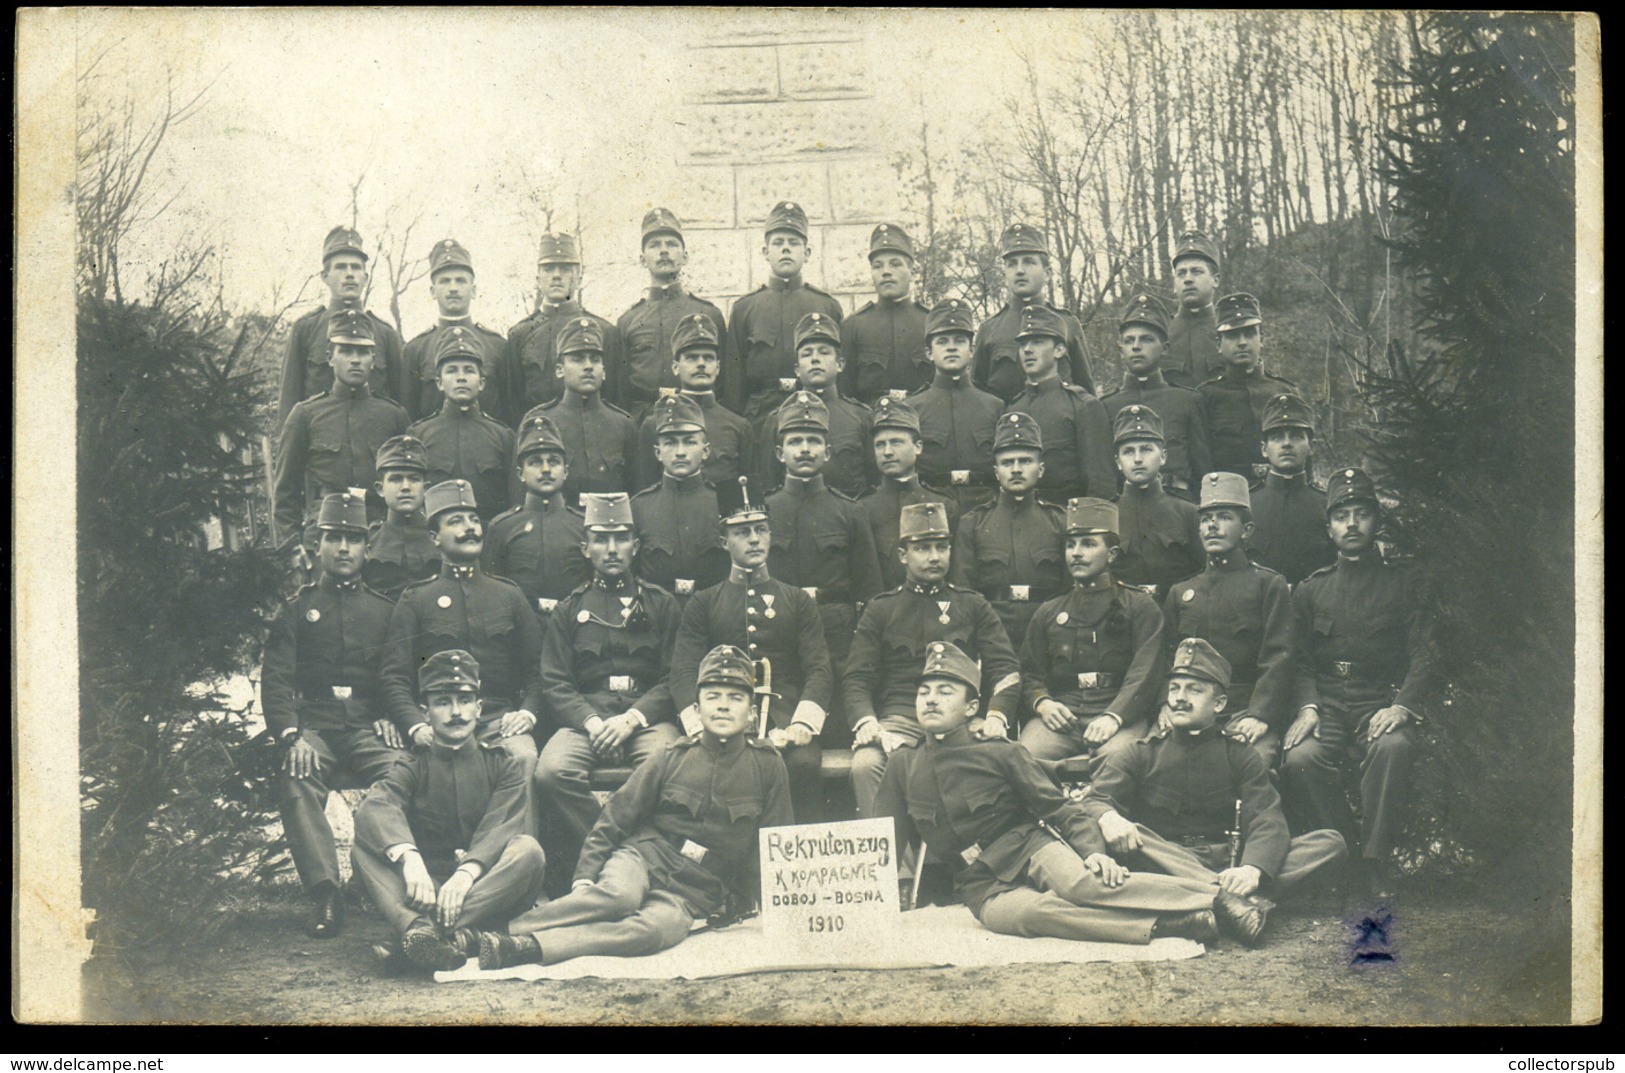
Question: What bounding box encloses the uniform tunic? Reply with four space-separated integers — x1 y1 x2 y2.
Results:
1163 552 1295 728
909 371 1003 502
766 473 884 673
669 577 831 726
406 403 516 522
402 318 515 424
615 284 732 416
1100 373 1214 497
839 295 932 404
1114 483 1204 597
1002 378 1117 501
275 304 406 424
363 518 440 601
1165 302 1219 387
536 391 639 500
517 301 623 412
633 391 752 491
482 494 591 613
1246 472 1335 585
1197 365 1296 477
539 577 681 731
274 383 410 535
950 491 1068 648
1019 580 1165 728
858 476 960 590
752 385 874 498
972 299 1094 402
724 277 844 420
630 473 729 599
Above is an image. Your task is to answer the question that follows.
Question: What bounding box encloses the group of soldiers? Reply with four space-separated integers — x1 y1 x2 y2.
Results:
262 202 1434 974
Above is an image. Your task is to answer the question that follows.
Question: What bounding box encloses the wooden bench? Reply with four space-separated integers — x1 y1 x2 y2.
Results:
588 748 854 793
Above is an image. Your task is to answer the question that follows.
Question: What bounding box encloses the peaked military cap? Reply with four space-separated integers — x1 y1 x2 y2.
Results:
1169 637 1231 691
652 392 706 436
1261 392 1316 434
920 641 980 692
434 325 484 367
537 232 581 265
424 479 478 522
999 222 1049 259
1216 292 1263 332
1113 403 1165 445
516 415 567 460
993 411 1044 454
870 395 922 437
869 223 915 260
697 644 756 691
375 434 428 474
1066 497 1119 536
775 390 829 437
1326 468 1380 515
322 225 367 264
718 475 769 526
794 312 841 350
1015 304 1067 341
327 308 377 346
429 239 473 278
1172 230 1221 269
898 501 952 542
1199 471 1252 512
557 316 605 356
582 492 634 532
671 313 720 355
316 491 369 533
419 649 480 695
1118 292 1170 338
765 200 809 239
641 207 684 243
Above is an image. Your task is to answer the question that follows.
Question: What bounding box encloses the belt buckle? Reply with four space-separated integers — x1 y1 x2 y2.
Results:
951 469 970 485
1077 673 1098 689
960 844 983 866
676 579 695 595
609 675 634 693
1009 585 1029 602
888 389 908 401
1143 584 1159 598
331 686 352 700
802 586 818 600
1334 661 1353 678
538 598 558 614
778 378 798 393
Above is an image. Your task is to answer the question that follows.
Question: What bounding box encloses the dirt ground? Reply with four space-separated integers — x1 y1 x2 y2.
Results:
83 876 1570 1027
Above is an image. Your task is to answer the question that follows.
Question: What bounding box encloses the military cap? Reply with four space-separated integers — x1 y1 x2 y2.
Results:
775 390 830 438
1113 403 1165 445
424 479 478 522
697 644 756 691
920 641 980 692
419 649 480 696
1326 468 1379 516
537 232 581 265
557 316 605 356
765 200 809 239
794 311 841 351
651 393 706 436
434 325 484 368
898 501 952 543
428 238 473 277
1199 471 1251 512
925 298 976 339
870 395 922 438
999 222 1050 259
1171 230 1221 269
322 225 367 264
1118 292 1170 339
993 411 1044 454
641 207 684 243
375 434 428 474
1216 293 1263 332
327 308 377 346
316 491 369 533
1168 637 1232 691
515 415 567 460
581 492 634 532
671 313 721 355
1261 392 1316 434
869 223 915 260
1065 497 1119 537
718 475 769 527
1015 304 1067 342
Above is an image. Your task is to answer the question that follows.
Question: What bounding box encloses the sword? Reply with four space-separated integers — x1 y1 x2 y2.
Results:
753 657 780 740
1227 798 1244 869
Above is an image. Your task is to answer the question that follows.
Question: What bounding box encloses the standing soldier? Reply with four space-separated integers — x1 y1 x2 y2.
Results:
1111 404 1204 597
840 223 932 405
973 223 1093 402
262 492 410 938
615 208 732 421
406 327 515 522
515 233 622 414
1005 308 1116 504
950 412 1068 650
1165 230 1223 387
403 239 514 424
632 314 752 491
630 394 729 602
274 309 410 545
859 396 959 590
1198 293 1296 479
276 226 406 424
1282 469 1435 896
911 299 1004 518
1246 392 1335 585
482 415 590 616
752 313 874 498
364 435 441 601
1100 292 1212 501
724 200 844 422
532 317 639 501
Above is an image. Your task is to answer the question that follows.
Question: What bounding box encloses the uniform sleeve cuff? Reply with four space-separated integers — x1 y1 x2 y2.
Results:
385 843 418 864
627 709 649 729
790 700 827 736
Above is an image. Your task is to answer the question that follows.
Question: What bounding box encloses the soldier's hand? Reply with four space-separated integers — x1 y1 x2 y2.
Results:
1283 708 1320 750
1098 811 1142 854
781 723 814 748
373 720 404 750
410 725 436 750
853 721 883 749
1083 852 1128 888
1366 706 1410 742
1156 705 1173 733
499 709 538 738
1218 864 1262 897
1082 714 1120 746
436 869 476 929
879 730 909 754
283 736 321 779
972 714 1009 741
1038 699 1078 733
1227 716 1270 746
401 852 437 911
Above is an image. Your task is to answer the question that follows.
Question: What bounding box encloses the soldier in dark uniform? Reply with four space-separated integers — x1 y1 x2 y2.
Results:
630 394 729 602
876 641 1222 944
1197 293 1296 479
631 314 752 491
972 223 1094 401
1111 404 1203 598
1162 473 1294 768
724 200 844 421
1100 292 1212 500
859 396 959 590
615 208 734 421
515 233 623 414
951 411 1067 649
274 309 410 544
475 644 792 970
750 312 874 498
1165 230 1223 388
1004 307 1116 503
532 317 639 500
352 649 547 973
364 435 440 600
405 328 516 522
1282 469 1435 894
840 223 932 405
911 299 1004 518
403 239 515 423
1017 498 1166 770
1246 392 1335 585
534 493 683 890
845 502 1023 817
1082 639 1348 945
276 226 406 424
482 415 590 617
263 493 409 938
669 479 833 823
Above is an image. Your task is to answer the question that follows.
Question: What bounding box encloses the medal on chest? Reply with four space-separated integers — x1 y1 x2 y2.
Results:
620 596 634 620
937 600 952 625
1055 611 1069 625
306 608 320 622
763 594 777 619
438 594 454 609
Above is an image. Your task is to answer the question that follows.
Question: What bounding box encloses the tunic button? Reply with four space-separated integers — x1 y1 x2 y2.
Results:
747 624 757 633
747 607 758 616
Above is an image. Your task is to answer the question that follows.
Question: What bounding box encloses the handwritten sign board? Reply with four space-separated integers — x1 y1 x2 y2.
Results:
759 817 900 953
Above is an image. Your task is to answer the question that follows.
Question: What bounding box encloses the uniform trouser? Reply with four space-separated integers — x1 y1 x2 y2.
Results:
351 835 547 937
817 603 857 750
1279 701 1415 858
851 716 926 818
977 839 1220 945
783 740 825 825
1121 823 1347 898
278 727 410 892
506 845 695 965
1019 711 1278 773
534 723 682 883
477 719 540 838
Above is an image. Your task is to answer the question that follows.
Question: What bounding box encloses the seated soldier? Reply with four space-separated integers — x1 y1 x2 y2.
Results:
472 645 793 970
352 650 547 973
1081 639 1347 946
363 435 441 600
876 642 1223 945
482 414 590 617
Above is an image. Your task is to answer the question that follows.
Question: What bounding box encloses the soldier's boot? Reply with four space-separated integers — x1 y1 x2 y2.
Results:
401 918 467 971
306 881 346 939
478 931 542 970
1214 889 1275 947
1151 908 1219 943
